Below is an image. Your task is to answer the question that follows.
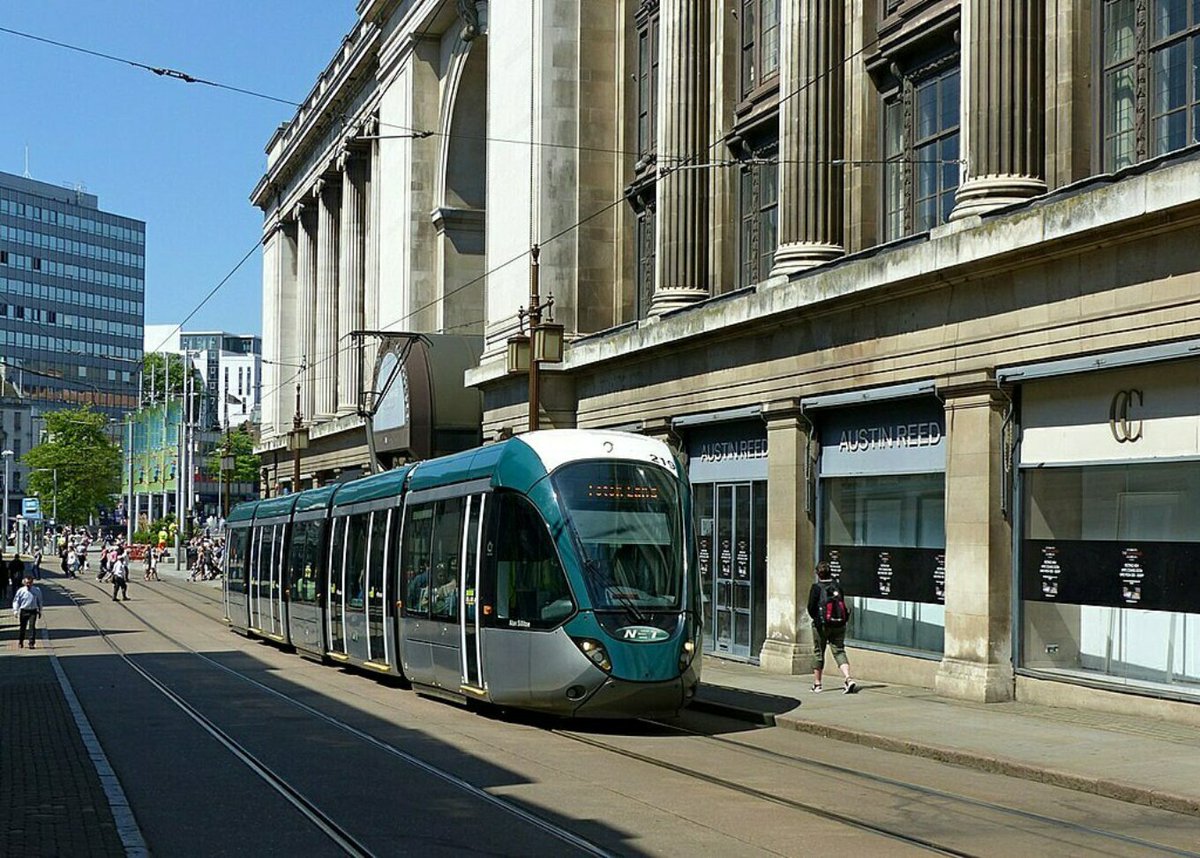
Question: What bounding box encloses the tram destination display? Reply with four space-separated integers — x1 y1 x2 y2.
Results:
1021 539 1200 613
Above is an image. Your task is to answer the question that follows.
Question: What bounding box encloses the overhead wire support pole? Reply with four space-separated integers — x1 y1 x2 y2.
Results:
528 245 541 432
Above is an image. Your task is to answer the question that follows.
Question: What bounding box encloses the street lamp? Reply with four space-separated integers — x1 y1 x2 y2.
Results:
506 245 564 431
1 449 12 551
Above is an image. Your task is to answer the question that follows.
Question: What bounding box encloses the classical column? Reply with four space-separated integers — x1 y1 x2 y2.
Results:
650 0 709 316
260 221 282 439
294 202 318 423
759 400 818 673
935 377 1014 702
314 178 341 420
772 0 845 276
363 119 381 382
951 0 1046 220
337 151 366 416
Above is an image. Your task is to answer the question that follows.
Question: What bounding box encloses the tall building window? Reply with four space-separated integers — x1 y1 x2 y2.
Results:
1103 0 1200 170
738 155 778 288
740 0 781 97
882 62 961 241
635 205 656 318
636 1 660 159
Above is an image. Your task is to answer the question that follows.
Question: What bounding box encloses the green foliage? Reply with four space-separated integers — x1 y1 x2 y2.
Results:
24 406 122 525
204 425 260 483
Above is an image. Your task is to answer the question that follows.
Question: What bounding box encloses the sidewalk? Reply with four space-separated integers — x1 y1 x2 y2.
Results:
692 655 1200 817
1 580 128 856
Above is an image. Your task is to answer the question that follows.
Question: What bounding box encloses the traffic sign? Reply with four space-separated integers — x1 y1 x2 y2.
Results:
21 497 41 520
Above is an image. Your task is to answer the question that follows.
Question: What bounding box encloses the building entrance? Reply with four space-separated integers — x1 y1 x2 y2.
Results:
696 481 766 661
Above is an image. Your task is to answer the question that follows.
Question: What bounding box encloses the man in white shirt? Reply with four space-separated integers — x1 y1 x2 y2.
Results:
110 553 129 602
12 576 43 649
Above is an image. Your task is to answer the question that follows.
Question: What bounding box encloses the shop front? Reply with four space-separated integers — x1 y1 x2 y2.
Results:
1008 351 1200 700
678 413 768 662
809 388 947 657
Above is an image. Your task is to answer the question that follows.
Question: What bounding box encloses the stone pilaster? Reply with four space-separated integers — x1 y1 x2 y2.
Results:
314 178 341 420
260 222 282 439
935 376 1014 702
294 202 318 423
650 0 709 316
772 0 845 276
363 120 381 382
337 152 366 416
951 0 1046 219
759 399 818 674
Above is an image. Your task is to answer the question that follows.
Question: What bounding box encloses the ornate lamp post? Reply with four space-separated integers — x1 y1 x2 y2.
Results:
506 246 564 431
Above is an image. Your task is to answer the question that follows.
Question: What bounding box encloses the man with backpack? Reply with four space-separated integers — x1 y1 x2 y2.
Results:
807 561 857 694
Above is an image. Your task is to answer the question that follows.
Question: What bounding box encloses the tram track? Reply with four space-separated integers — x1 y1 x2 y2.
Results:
546 719 1200 858
641 719 1200 857
61 575 617 858
66 574 1200 856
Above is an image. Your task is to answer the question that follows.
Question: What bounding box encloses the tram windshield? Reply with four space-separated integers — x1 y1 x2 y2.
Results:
553 461 683 614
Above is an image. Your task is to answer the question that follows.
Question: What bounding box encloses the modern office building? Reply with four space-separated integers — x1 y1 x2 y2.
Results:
255 1 1200 721
0 171 145 419
145 326 263 429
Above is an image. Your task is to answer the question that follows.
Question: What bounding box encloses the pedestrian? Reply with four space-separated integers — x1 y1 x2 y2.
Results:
145 545 160 582
110 552 129 601
75 541 89 576
8 557 23 603
807 561 857 694
12 575 43 649
66 548 79 579
32 546 43 580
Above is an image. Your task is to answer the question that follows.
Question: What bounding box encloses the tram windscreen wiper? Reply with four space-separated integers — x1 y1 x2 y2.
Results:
584 556 646 623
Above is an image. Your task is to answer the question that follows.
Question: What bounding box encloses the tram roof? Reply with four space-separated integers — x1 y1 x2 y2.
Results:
226 501 256 524
254 494 297 520
330 464 414 507
293 484 337 513
402 430 678 494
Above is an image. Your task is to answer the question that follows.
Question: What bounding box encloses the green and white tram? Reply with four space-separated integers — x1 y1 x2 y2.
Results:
225 430 701 718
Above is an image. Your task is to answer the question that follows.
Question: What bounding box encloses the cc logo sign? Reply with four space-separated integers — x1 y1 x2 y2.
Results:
1109 389 1143 443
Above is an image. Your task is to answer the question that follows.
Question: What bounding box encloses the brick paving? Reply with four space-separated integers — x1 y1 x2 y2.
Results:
0 625 125 857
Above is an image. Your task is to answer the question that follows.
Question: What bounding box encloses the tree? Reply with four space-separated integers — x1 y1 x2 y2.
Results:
24 406 122 525
204 424 260 483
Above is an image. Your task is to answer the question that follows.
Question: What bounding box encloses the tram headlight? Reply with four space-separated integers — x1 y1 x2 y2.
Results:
572 637 612 673
679 639 696 671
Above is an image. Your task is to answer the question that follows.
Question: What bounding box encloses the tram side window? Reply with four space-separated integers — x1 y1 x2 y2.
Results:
345 513 370 610
401 504 434 617
227 528 250 583
287 520 322 604
367 510 388 607
429 497 465 623
329 517 347 599
485 493 574 629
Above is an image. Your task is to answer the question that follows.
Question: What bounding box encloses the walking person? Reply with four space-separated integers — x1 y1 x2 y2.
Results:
807 561 857 694
32 546 43 580
110 551 129 601
8 557 23 603
145 545 160 581
12 575 43 649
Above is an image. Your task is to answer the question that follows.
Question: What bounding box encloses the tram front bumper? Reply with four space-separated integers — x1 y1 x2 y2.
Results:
571 675 692 719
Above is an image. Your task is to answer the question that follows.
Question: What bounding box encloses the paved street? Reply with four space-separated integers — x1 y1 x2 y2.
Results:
3 563 1200 856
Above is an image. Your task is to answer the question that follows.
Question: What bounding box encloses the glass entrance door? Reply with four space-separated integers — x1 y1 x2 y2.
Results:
715 484 754 659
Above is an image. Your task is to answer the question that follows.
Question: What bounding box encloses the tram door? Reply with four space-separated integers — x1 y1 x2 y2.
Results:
365 509 390 666
714 484 753 659
459 495 485 689
266 524 287 640
248 527 265 632
327 517 347 656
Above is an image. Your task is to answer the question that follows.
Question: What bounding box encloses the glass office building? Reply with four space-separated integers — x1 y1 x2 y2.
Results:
0 171 144 418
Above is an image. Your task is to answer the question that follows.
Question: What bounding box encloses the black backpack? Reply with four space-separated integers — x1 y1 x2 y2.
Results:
817 580 849 627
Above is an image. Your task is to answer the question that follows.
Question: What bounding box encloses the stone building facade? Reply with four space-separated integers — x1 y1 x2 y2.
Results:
257 0 1200 718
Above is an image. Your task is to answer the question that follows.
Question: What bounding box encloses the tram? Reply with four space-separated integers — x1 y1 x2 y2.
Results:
224 430 701 718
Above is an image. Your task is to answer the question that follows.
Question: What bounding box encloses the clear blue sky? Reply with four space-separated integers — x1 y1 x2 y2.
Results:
0 2 358 343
